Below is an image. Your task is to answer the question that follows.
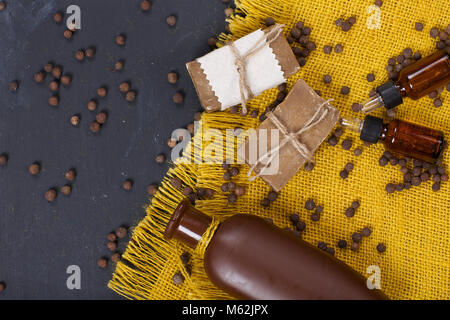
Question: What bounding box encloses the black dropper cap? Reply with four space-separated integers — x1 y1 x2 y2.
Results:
376 81 403 110
360 116 384 143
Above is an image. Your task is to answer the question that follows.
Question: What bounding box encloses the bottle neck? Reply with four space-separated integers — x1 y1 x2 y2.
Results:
394 82 407 97
379 123 389 141
164 199 213 249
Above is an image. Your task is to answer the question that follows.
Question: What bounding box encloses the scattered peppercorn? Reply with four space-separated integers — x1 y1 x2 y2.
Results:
9 80 19 92
414 22 423 31
376 243 386 253
345 207 355 218
63 29 73 39
305 199 315 210
334 44 343 53
146 184 158 196
111 253 121 263
230 167 239 177
97 258 108 268
323 74 332 84
48 95 59 107
385 183 395 193
60 75 71 86
61 185 71 196
342 139 352 150
340 86 350 95
0 154 8 166
44 63 53 73
261 198 270 207
350 242 359 252
352 233 362 243
296 220 306 232
433 98 442 107
107 233 117 242
168 72 178 84
34 71 46 83
328 135 338 146
29 163 41 175
317 241 327 251
166 15 177 26
53 11 63 23
227 193 237 203
64 169 76 181
116 34 126 46
340 170 349 179
323 45 332 54
74 50 85 62
119 82 130 94
97 87 107 98
45 188 57 202
172 272 184 285
235 186 245 196
140 0 151 11
304 162 314 171
155 153 166 164
351 103 362 112
173 91 184 104
338 240 347 249
267 191 278 202
85 47 95 58
114 60 125 71
115 226 128 238
353 148 362 156
107 241 117 252
432 182 441 191
87 99 98 111
207 37 217 48
0 1 6 11
96 112 107 124
125 90 137 102
69 115 81 128
264 17 275 27
52 66 62 79
90 121 101 133
48 80 59 92
345 163 354 172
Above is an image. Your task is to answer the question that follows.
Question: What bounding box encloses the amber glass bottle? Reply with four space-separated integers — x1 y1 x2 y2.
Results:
361 50 450 113
164 199 387 300
341 116 445 163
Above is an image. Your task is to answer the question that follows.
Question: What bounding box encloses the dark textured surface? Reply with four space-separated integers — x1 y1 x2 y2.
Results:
0 0 227 299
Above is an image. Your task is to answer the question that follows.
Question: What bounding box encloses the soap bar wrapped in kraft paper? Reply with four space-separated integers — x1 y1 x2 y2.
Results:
238 79 340 191
186 24 300 114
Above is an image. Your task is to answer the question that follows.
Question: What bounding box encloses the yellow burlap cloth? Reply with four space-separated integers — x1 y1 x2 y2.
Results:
109 0 449 300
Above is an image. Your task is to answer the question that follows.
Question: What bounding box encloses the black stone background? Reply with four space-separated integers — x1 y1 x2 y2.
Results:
0 0 230 299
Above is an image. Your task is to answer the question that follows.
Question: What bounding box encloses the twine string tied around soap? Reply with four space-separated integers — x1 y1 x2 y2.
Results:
247 99 333 181
227 24 284 116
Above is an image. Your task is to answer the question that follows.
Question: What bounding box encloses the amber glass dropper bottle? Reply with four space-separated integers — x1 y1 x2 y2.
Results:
340 116 445 163
361 50 450 113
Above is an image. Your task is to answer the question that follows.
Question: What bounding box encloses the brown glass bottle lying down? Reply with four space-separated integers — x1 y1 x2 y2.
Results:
165 199 388 300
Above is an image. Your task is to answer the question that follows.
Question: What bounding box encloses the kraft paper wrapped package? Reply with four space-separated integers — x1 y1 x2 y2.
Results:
186 24 300 113
238 79 340 191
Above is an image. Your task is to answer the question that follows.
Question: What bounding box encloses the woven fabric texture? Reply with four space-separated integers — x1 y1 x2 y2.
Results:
109 0 449 300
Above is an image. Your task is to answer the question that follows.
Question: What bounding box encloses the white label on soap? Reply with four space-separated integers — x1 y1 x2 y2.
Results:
197 29 285 110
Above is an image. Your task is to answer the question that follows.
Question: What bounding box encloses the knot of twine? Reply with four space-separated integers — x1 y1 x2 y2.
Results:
248 99 334 181
227 24 284 116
